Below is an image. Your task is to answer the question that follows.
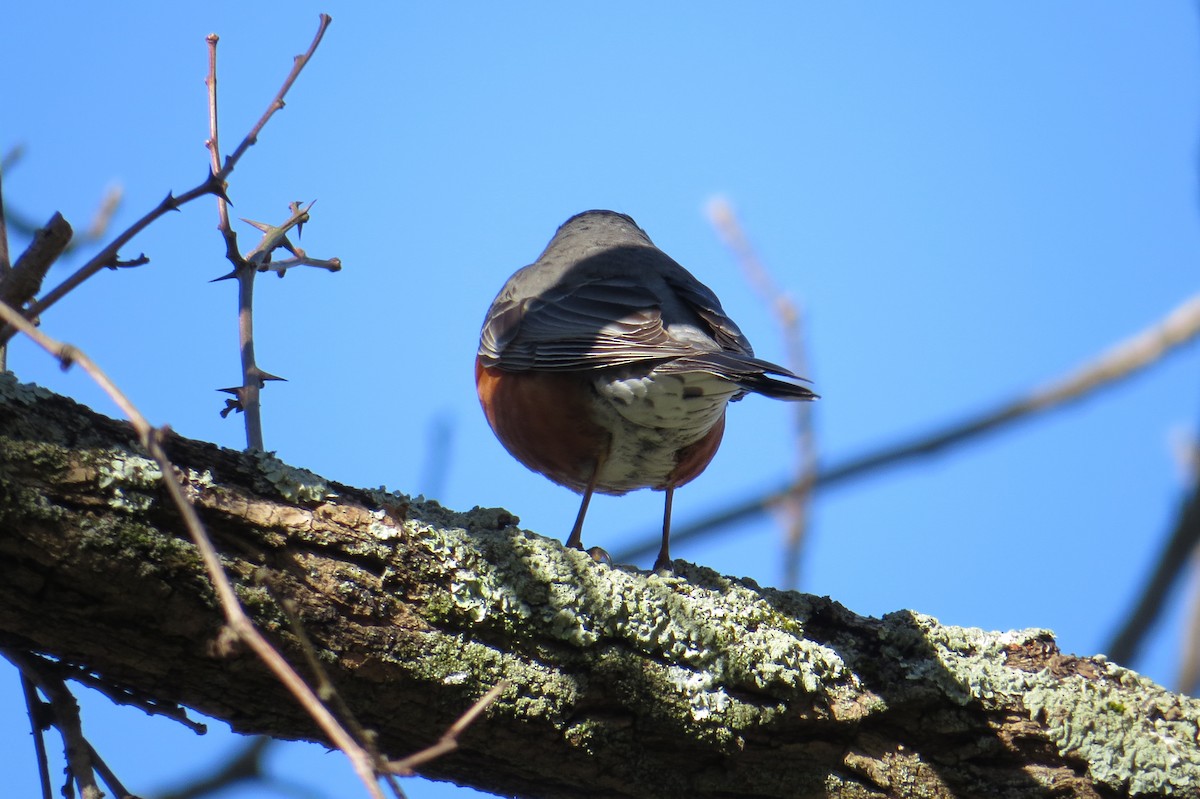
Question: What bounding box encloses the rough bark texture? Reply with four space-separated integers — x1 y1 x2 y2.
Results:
0 373 1198 799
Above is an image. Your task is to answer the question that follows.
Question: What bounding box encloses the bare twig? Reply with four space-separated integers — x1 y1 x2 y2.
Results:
0 298 386 799
707 197 817 589
0 13 333 347
218 204 316 450
19 671 54 799
617 292 1200 562
1107 459 1200 667
1179 547 1200 695
259 574 408 799
0 213 73 310
386 681 508 775
57 664 207 735
6 651 106 799
259 254 343 276
0 158 10 278
87 741 137 799
0 161 9 373
155 738 282 799
81 185 123 244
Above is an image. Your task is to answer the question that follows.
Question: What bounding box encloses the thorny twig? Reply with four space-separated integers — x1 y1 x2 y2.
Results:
617 291 1200 563
0 14 333 348
208 28 340 450
0 297 387 799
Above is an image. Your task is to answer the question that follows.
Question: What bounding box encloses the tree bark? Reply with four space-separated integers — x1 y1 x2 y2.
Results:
0 373 1197 799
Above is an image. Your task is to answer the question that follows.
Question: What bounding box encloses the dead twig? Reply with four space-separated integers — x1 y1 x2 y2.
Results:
0 297 386 799
207 32 340 451
1107 462 1200 668
57 664 207 735
5 650 108 799
385 681 509 776
0 213 73 310
617 291 1200 562
0 14 333 347
707 197 817 589
19 671 54 799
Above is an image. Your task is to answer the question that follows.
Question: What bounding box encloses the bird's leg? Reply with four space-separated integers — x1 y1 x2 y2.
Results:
653 485 675 572
565 457 603 552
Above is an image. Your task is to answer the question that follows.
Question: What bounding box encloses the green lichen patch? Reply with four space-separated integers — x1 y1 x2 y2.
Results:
250 450 334 503
400 518 859 737
900 611 1200 795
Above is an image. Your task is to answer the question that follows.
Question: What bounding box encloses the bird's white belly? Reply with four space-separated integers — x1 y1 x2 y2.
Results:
588 371 736 493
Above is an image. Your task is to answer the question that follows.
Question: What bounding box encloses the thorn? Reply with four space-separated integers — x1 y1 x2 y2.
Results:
241 217 272 233
219 398 243 418
161 192 181 212
259 370 288 383
112 254 150 269
216 387 242 396
209 271 238 283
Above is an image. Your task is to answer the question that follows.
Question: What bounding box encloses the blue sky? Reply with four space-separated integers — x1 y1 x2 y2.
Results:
3 3 1198 797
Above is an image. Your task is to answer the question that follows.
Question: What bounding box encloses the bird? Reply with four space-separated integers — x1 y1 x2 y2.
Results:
475 210 816 571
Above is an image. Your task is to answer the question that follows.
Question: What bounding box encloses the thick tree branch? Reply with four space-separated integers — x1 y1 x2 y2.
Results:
0 377 1197 799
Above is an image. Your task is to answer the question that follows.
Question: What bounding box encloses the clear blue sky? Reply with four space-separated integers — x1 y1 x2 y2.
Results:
3 3 1198 797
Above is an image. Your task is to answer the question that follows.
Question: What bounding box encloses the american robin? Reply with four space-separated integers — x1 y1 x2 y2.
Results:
476 210 816 571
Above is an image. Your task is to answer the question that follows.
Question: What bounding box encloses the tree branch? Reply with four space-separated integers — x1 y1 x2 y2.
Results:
2 379 1198 798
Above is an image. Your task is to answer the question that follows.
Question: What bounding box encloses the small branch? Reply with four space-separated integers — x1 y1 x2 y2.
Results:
86 741 137 799
156 738 275 799
19 671 54 799
0 213 73 310
259 574 407 799
220 15 332 173
0 14 333 346
0 298 385 799
385 681 508 775
80 185 123 244
618 291 1200 561
1106 465 1200 666
0 157 10 278
6 651 106 799
0 160 10 372
205 33 236 250
58 663 207 735
259 254 342 276
707 197 817 590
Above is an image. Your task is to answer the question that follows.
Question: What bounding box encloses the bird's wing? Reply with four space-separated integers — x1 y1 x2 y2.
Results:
480 274 694 371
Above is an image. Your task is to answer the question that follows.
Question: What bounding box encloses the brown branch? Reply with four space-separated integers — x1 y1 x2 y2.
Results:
6 650 106 799
220 16 332 173
706 197 817 589
618 291 1200 562
1 392 1197 796
0 299 385 799
0 14 333 347
0 157 10 278
0 213 73 310
1106 465 1200 667
386 681 508 775
19 671 53 799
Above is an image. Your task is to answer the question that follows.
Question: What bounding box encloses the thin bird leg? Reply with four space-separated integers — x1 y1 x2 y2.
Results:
565 457 603 551
653 486 675 572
